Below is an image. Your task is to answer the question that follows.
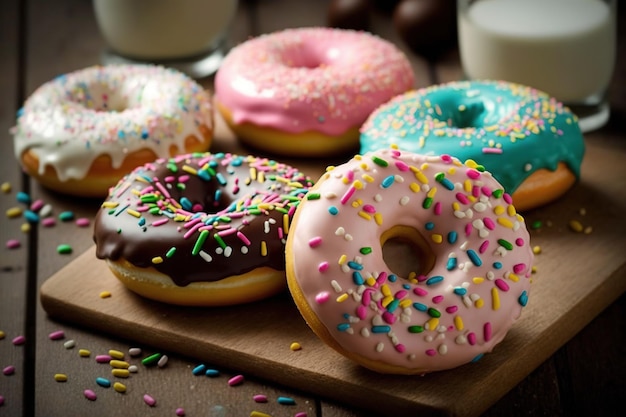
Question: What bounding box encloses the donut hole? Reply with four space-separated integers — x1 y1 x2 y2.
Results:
381 226 435 279
66 80 131 112
447 99 487 129
279 44 339 69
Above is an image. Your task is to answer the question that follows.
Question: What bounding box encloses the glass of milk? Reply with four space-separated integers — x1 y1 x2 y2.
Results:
93 0 238 79
457 0 616 132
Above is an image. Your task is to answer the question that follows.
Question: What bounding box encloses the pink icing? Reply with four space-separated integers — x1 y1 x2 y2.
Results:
215 28 414 136
288 149 534 374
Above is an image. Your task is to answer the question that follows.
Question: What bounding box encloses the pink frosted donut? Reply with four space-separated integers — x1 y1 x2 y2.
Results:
215 27 414 157
286 148 534 374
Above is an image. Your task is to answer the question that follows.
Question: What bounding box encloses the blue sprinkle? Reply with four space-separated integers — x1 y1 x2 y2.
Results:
425 222 435 230
138 217 146 227
192 364 206 376
519 290 528 306
387 299 400 313
59 211 74 221
231 157 243 166
347 261 363 270
388 274 397 282
96 377 111 388
118 130 126 139
446 257 457 271
277 396 296 405
352 271 364 285
440 178 455 190
16 191 31 204
328 206 339 215
413 302 428 312
205 369 220 377
198 169 211 181
141 129 149 139
214 189 222 202
337 323 351 332
402 283 411 290
453 287 467 296
471 353 484 363
16 107 24 117
216 172 227 186
180 197 193 211
493 261 502 269
447 231 457 244
371 325 391 333
24 210 39 223
381 175 395 188
467 249 482 266
426 275 444 285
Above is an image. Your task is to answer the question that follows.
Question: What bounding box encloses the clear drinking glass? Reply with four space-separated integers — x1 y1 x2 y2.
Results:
93 0 238 79
457 0 616 132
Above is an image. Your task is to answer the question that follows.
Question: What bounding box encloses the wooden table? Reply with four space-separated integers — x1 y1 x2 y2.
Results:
1 1 625 416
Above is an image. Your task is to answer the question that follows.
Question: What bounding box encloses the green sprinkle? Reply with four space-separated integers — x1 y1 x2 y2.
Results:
192 230 209 255
492 189 504 198
59 211 74 221
408 325 424 333
423 197 433 209
371 156 388 167
213 233 226 249
306 192 321 200
142 353 162 366
427 308 441 318
57 244 72 254
497 239 513 250
531 220 542 229
166 247 176 258
359 247 372 255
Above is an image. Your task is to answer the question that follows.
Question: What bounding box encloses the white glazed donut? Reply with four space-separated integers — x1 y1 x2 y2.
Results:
286 148 534 374
12 64 213 197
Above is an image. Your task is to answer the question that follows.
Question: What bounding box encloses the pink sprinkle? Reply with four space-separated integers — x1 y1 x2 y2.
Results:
362 204 376 213
472 185 480 198
84 389 97 401
431 295 444 304
228 375 244 386
12 335 25 345
456 193 470 205
30 199 44 211
382 311 396 324
515 238 525 246
395 290 407 299
413 287 428 296
6 239 20 249
356 305 367 320
445 305 458 314
425 349 437 356
394 160 409 171
361 289 372 306
465 223 473 236
3 365 15 375
175 408 186 416
317 261 329 272
481 186 493 197
466 169 480 179
253 394 268 403
479 240 489 254
483 217 495 230
503 193 513 204
48 330 65 340
513 263 527 274
482 147 503 154
484 322 492 342
467 332 477 345
75 218 90 227
295 413 308 417
95 354 112 363
143 394 156 407
340 185 356 204
434 201 442 215
41 218 56 227
151 218 169 227
395 344 406 353
308 236 322 248
315 292 329 304
0 395 4 405
441 154 453 163
495 279 510 292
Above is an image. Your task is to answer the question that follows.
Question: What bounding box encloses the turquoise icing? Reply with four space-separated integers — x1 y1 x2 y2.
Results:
359 80 585 194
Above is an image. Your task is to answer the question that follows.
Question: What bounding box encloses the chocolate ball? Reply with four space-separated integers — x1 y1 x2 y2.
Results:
327 0 371 31
393 0 457 59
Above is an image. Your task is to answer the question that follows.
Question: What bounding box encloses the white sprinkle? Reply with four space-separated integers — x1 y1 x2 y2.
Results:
399 196 410 206
157 354 168 368
199 250 212 262
129 347 142 357
128 365 138 373
63 340 76 349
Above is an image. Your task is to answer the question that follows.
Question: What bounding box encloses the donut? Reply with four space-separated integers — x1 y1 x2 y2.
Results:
285 148 534 374
214 27 415 157
359 80 585 211
12 64 213 198
93 152 314 306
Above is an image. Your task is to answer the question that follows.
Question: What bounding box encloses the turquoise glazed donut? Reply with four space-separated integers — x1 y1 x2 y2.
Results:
359 80 585 210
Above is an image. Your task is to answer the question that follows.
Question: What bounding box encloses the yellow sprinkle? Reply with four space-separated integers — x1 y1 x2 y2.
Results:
0 330 5 339
584 226 593 234
569 220 584 233
257 171 265 183
399 299 412 309
412 168 428 184
151 256 163 264
452 202 461 211
507 204 517 217
113 382 126 393
79 349 91 357
6 207 22 218
493 205 505 215
497 217 514 228
112 369 130 378
182 165 197 175
283 213 290 234
362 174 374 183
507 273 520 282
338 254 347 265
99 291 112 299
426 317 439 330
381 284 392 297
1 182 11 193
409 182 421 193
353 180 364 190
21 223 31 233
454 315 464 330
261 241 267 256
54 374 68 382
427 187 437 198
366 277 377 287
374 213 383 226
491 288 501 310
336 293 349 302
126 209 141 218
431 234 443 244
109 350 125 360
250 412 272 417
472 277 484 284
381 296 393 307
101 201 119 208
475 298 484 309
532 265 538 274
290 342 302 351
463 179 472 193
109 360 129 369
358 211 372 221
532 246 542 254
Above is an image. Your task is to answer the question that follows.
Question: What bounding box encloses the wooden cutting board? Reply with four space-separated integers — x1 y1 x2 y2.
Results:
40 138 626 416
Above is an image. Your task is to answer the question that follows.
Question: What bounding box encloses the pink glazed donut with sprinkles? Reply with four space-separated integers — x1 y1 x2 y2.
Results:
214 27 414 157
285 148 534 374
